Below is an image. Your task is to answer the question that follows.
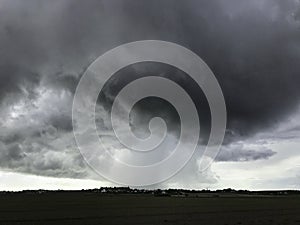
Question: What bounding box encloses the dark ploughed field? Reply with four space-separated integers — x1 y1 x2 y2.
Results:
0 192 300 225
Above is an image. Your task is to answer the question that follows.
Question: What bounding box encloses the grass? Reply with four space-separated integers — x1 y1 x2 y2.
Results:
0 192 299 225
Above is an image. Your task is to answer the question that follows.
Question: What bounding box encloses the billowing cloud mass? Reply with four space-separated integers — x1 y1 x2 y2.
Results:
0 0 300 189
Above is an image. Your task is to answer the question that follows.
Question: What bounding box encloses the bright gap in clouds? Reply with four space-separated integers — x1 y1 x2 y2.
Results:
0 171 111 191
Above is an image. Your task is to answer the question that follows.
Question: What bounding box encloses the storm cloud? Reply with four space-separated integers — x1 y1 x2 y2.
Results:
0 0 300 186
216 144 276 162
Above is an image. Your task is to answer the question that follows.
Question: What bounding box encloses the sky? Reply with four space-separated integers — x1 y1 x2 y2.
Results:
0 0 300 190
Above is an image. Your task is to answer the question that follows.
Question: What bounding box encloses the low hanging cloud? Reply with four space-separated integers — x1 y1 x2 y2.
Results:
216 143 276 162
0 84 87 178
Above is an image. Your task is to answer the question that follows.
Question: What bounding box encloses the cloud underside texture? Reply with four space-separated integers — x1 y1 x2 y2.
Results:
0 0 299 183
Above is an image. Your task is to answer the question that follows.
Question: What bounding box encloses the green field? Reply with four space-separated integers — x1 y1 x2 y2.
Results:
0 192 299 225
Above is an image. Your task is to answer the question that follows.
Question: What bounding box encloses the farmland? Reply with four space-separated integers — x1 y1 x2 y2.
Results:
0 190 299 225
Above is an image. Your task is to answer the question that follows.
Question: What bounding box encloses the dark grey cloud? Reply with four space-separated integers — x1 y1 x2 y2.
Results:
0 64 40 103
0 133 87 178
1 0 299 180
92 0 300 143
48 113 73 132
216 145 276 162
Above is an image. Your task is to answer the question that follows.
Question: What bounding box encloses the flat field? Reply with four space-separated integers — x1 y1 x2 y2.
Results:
0 192 299 225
